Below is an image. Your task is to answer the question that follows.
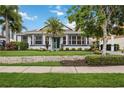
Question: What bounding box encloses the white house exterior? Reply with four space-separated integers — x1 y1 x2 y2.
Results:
1 26 124 51
99 35 124 51
16 26 92 50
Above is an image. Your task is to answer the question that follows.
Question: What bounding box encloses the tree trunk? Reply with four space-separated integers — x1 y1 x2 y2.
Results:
5 14 10 44
102 20 108 56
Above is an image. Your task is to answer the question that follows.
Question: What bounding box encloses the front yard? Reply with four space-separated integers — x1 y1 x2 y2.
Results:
0 50 95 56
0 73 124 87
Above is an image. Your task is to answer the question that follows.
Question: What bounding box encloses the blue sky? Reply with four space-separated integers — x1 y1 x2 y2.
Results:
18 5 75 31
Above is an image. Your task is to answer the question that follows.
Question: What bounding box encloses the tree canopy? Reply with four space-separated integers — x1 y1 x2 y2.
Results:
0 5 23 43
67 5 124 55
45 17 64 37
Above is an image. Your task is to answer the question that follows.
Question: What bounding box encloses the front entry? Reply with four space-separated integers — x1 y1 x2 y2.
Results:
52 37 60 50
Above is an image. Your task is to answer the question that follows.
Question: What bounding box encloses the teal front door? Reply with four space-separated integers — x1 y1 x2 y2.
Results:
52 37 60 50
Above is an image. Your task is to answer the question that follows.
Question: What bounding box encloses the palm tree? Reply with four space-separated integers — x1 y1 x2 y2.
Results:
0 5 22 43
45 17 64 37
45 17 64 49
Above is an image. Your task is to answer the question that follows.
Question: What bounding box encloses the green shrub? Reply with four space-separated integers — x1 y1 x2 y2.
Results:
71 48 76 51
65 48 69 51
17 42 28 50
84 48 90 51
77 48 82 51
121 49 124 53
42 48 47 51
94 50 102 54
0 46 4 50
85 55 124 66
59 48 63 51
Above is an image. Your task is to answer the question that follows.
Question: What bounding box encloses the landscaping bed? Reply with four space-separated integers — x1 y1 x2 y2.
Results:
0 73 124 87
60 60 86 66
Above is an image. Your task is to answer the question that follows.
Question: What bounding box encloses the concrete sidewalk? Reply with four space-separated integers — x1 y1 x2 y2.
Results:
0 66 124 73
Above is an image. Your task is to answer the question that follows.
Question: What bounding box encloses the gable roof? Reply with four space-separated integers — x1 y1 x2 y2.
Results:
37 24 73 32
17 24 78 35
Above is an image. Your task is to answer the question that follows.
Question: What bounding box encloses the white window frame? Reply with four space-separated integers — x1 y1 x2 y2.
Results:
35 35 42 45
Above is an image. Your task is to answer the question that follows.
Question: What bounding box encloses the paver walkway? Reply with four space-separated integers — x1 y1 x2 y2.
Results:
0 66 124 73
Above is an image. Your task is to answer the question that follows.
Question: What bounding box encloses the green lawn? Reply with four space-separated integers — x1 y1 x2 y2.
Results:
0 50 95 56
0 62 61 66
0 73 124 87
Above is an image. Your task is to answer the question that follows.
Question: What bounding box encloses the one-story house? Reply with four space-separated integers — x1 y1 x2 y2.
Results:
1 25 124 51
16 26 92 50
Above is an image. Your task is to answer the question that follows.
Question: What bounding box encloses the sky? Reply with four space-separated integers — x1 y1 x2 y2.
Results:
18 5 75 31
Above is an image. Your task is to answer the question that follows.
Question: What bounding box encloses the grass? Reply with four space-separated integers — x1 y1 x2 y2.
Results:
0 62 61 66
0 50 95 56
0 73 124 87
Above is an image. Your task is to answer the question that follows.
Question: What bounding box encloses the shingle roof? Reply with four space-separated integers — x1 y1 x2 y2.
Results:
17 25 74 35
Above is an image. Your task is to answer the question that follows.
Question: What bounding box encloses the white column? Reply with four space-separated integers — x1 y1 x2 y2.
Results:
32 35 35 45
14 32 16 41
49 37 53 50
111 35 114 51
66 35 68 45
42 35 46 45
28 36 31 46
17 35 21 42
10 30 12 39
60 37 63 48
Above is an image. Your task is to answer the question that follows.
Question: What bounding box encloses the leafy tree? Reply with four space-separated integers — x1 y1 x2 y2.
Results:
67 6 124 55
0 5 23 43
45 17 64 37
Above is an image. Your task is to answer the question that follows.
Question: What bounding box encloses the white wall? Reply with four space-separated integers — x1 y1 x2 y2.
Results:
0 38 6 41
28 45 46 50
112 38 124 49
63 45 90 50
17 35 21 42
99 36 124 50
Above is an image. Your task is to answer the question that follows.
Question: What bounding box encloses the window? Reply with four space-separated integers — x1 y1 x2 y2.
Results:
22 36 27 42
63 36 66 44
72 36 76 44
77 36 81 45
35 35 42 44
67 35 89 45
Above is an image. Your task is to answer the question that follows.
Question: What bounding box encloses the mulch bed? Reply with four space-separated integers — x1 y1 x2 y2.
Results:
60 59 86 66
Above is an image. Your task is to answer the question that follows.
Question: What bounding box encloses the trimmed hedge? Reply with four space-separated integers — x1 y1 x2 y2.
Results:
85 55 124 66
